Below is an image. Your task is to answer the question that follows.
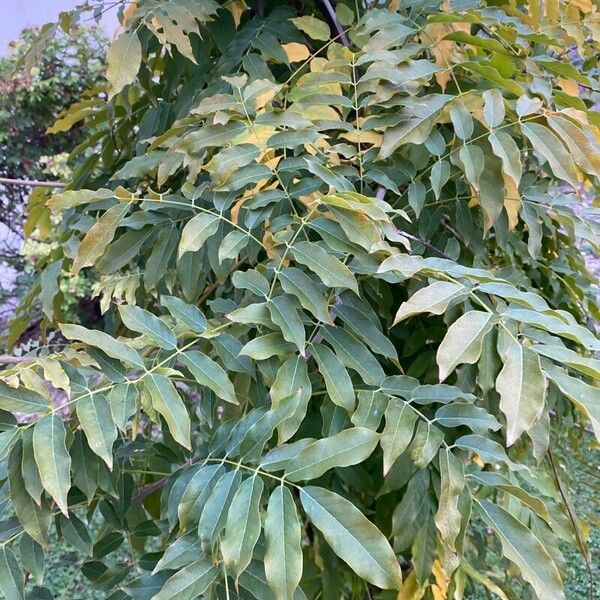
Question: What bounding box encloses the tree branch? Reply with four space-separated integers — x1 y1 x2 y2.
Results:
0 177 65 189
319 0 350 47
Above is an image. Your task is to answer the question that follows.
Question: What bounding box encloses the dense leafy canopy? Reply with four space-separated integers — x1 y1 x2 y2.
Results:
1 0 600 598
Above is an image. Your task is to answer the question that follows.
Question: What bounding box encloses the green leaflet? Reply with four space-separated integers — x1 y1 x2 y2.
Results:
108 382 138 432
151 558 219 600
482 88 505 127
9 443 51 546
180 351 237 404
265 485 303 600
278 267 333 324
300 486 403 590
543 364 600 442
19 535 44 586
496 333 546 446
477 500 565 600
285 427 379 482
270 356 312 443
40 258 63 320
142 374 191 449
290 242 358 293
178 212 220 258
434 449 464 551
0 427 21 461
488 131 522 187
321 326 385 386
119 304 177 350
267 296 306 353
161 295 207 333
0 380 49 414
311 343 355 412
240 333 296 360
380 401 418 475
106 30 142 98
152 533 202 574
533 344 600 379
436 310 494 381
393 281 465 324
291 15 331 41
198 470 241 543
521 122 578 186
221 476 264 577
60 323 145 369
33 415 72 516
76 393 117 468
178 464 225 531
434 403 500 433
0 547 24 600
379 94 452 158
454 434 526 471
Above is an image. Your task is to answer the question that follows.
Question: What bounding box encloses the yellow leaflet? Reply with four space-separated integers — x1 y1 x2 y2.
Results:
283 42 310 63
503 173 521 230
340 131 383 145
228 0 248 27
557 77 580 97
397 571 426 600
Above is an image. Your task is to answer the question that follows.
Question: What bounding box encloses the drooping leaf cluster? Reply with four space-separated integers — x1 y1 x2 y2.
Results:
1 1 600 599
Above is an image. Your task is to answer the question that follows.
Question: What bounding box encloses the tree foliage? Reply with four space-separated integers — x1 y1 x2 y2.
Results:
0 25 106 322
1 1 600 598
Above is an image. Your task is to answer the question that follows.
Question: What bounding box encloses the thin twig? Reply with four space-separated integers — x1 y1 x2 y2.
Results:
0 177 65 189
197 256 249 306
0 355 32 364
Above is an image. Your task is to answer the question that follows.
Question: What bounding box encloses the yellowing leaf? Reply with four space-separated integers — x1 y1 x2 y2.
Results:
106 31 142 98
72 203 130 275
282 42 310 63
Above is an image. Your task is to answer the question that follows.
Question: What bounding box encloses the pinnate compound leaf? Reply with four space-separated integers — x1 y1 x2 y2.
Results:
300 486 403 590
33 415 71 516
265 485 303 600
477 500 565 600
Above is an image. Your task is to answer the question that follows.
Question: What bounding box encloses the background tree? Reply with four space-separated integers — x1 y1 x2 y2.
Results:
0 1 599 599
0 25 106 327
